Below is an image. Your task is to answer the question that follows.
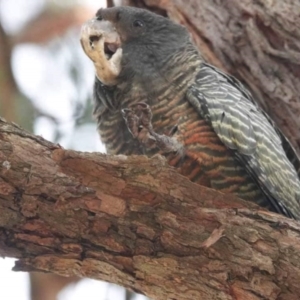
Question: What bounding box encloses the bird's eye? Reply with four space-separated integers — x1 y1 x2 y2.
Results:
133 20 144 27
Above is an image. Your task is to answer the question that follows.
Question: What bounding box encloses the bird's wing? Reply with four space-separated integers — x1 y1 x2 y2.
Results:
187 63 300 219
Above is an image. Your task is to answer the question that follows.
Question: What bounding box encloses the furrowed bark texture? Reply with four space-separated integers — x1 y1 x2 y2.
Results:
121 0 300 155
1 121 300 300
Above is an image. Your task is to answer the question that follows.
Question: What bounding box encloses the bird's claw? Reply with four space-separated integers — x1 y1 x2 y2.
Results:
122 102 153 133
122 102 157 148
121 108 141 138
122 102 183 153
127 102 152 127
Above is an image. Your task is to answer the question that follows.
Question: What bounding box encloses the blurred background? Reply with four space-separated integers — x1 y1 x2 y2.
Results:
0 0 146 299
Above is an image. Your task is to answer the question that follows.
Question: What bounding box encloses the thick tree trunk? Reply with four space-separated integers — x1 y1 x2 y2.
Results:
120 0 300 155
1 119 300 300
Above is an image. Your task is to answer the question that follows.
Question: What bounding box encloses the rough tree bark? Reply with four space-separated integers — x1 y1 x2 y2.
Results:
119 0 300 155
1 118 300 300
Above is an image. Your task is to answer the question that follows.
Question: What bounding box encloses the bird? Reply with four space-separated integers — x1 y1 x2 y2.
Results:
80 6 300 220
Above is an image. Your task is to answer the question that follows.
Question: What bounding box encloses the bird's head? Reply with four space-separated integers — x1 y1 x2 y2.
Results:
95 6 188 46
80 6 196 86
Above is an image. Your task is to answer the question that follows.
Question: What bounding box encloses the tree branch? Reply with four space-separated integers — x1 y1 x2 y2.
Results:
1 118 300 300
